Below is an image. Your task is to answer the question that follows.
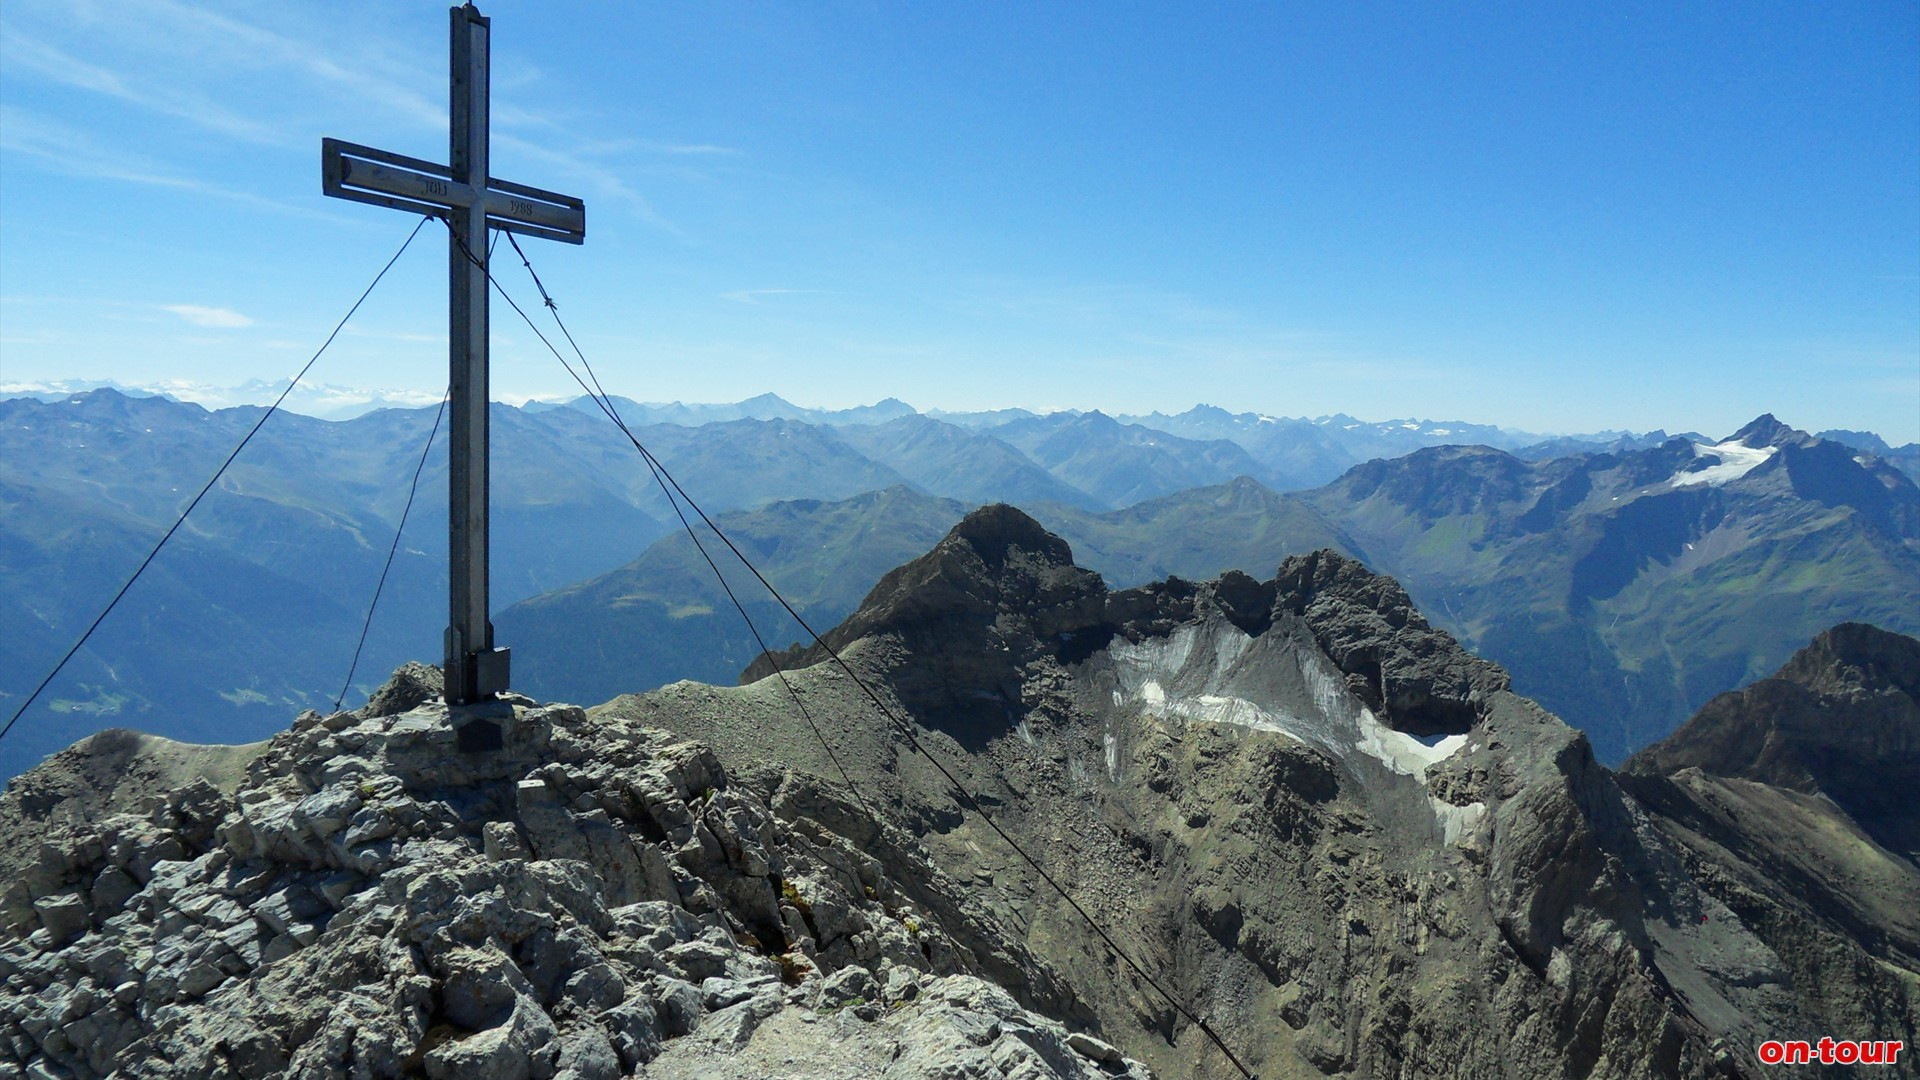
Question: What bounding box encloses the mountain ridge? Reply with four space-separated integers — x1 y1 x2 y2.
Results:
1624 622 1920 860
1305 416 1920 762
6 391 1911 781
4 509 1917 1076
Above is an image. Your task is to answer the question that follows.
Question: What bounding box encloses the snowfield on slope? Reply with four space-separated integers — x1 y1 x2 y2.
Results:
1671 439 1776 487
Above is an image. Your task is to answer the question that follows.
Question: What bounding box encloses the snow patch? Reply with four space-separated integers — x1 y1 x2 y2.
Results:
1431 799 1487 847
1355 709 1468 777
1671 439 1775 487
1104 621 1471 775
1181 695 1298 734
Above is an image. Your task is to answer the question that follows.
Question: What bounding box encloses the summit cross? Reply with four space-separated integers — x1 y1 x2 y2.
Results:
321 3 585 713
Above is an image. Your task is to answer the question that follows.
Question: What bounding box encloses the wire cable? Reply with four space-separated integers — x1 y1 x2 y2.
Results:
334 389 449 711
487 226 873 822
472 226 1257 1078
0 216 432 747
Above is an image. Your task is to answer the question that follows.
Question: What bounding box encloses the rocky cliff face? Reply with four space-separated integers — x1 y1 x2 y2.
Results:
1620 626 1920 1071
721 507 1916 1077
5 507 1916 1078
1624 622 1920 861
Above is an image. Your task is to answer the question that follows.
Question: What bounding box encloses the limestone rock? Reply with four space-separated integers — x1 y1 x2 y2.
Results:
0 677 1058 1080
360 660 444 719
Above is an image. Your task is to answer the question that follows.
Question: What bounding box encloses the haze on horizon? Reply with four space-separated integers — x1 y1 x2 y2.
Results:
2 2 1915 442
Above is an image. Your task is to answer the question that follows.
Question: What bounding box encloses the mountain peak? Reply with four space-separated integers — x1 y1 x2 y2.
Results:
947 503 1074 572
739 391 798 408
1778 621 1920 701
1624 622 1920 856
1728 413 1808 449
740 506 1107 706
1185 403 1236 421
1271 550 1510 735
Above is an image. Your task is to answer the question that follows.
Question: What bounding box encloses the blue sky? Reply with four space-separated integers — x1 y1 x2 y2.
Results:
2 1 1916 440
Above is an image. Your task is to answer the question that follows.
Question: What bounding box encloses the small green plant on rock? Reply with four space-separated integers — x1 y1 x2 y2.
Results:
780 878 813 918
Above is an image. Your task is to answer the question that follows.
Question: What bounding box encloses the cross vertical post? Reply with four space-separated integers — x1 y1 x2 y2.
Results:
321 3 585 721
445 4 498 708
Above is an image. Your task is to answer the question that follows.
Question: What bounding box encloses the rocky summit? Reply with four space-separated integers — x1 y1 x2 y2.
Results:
3 505 1917 1078
0 681 1148 1080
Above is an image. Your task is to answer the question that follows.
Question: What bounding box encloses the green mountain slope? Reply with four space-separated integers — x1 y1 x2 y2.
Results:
501 477 1355 707
826 415 1102 508
1031 475 1359 587
0 393 926 778
9 391 1910 786
500 486 968 705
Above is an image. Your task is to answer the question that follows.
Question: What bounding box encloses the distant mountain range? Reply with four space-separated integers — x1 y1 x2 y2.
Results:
502 415 1919 764
4 389 1915 778
0 378 446 422
0 392 674 778
31 382 1906 487
1302 415 1920 761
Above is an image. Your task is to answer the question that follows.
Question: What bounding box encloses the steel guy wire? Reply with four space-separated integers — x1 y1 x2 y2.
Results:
466 226 1260 1079
0 216 433 749
449 220 874 824
334 388 450 711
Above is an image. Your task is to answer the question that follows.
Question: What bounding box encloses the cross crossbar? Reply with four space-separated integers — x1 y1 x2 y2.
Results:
322 138 585 244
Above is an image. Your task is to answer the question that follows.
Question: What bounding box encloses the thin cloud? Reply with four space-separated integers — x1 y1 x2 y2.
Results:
6 3 703 236
492 131 680 235
0 27 287 145
721 288 831 304
0 106 341 219
0 28 129 96
2 2 442 147
162 304 253 328
653 142 742 156
135 0 445 130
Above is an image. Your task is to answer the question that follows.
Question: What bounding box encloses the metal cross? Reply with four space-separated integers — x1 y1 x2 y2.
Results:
321 3 585 712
